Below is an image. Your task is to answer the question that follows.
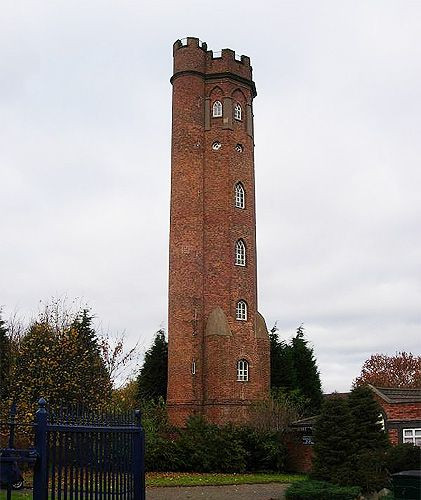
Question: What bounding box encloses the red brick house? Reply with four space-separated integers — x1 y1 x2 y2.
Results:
285 386 421 472
369 385 421 446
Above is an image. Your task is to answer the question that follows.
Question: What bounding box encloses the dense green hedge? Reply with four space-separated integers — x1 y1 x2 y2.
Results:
386 443 421 473
144 412 286 473
285 480 361 500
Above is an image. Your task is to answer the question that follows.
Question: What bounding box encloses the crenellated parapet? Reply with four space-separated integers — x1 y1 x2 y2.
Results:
172 37 255 96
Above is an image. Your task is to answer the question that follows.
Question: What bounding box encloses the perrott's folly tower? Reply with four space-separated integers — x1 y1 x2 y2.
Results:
167 37 269 426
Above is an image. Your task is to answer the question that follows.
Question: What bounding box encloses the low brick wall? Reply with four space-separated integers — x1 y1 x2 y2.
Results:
284 431 314 473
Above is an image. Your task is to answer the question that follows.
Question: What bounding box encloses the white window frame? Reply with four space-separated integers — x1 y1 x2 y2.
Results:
235 183 245 209
191 360 196 375
237 359 249 381
403 428 421 446
212 100 223 117
235 239 246 266
234 103 242 120
236 300 247 321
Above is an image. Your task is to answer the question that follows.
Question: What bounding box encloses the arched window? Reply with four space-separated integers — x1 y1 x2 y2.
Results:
212 100 223 117
235 182 245 209
236 300 247 321
234 103 242 120
237 359 249 381
235 239 246 266
191 360 196 375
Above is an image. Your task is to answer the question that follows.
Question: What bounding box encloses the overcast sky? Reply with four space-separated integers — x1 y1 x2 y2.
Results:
1 1 420 392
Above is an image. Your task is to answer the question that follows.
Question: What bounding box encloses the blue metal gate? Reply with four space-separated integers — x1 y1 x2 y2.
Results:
1 398 145 500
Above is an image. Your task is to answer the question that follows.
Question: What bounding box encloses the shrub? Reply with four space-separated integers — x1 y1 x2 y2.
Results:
177 416 246 472
142 399 182 472
141 403 287 473
285 480 361 500
386 443 421 473
348 449 389 493
145 433 182 471
235 426 286 471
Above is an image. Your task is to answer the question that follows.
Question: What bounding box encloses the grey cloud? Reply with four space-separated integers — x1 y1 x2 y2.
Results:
1 0 420 392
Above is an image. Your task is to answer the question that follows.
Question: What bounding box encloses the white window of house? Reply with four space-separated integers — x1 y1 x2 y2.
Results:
191 360 196 375
234 103 242 120
212 100 223 117
235 239 246 266
403 428 421 446
236 300 247 321
235 183 245 209
237 359 249 381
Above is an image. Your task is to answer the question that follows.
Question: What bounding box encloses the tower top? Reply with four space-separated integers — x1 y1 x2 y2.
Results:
172 37 255 96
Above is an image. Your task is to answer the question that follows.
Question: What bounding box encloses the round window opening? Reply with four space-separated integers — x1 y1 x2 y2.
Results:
235 144 244 152
212 141 222 151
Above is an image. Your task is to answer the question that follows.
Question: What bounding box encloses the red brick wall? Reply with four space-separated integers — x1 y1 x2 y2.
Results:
372 395 421 445
380 401 421 421
285 434 314 473
388 428 399 445
167 37 269 427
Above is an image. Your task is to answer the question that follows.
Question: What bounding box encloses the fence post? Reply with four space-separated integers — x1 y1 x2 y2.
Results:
33 398 48 500
133 409 145 500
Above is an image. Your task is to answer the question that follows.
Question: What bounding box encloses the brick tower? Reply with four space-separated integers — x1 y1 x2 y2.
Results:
167 37 270 426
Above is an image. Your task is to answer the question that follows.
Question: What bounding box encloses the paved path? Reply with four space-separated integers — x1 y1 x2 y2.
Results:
146 482 289 499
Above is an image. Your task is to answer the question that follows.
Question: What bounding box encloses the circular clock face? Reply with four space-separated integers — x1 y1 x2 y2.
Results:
235 143 244 152
212 141 222 151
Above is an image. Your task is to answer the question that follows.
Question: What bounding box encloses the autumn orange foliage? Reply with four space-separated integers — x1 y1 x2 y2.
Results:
354 352 421 388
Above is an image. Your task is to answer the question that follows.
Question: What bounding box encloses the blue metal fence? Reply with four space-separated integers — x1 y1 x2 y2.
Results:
1 399 145 500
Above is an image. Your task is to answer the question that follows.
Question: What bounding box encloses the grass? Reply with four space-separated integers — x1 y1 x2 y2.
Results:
0 491 32 500
146 472 307 487
0 472 306 496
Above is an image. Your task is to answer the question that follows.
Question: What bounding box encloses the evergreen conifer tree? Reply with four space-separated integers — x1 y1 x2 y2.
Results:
137 329 168 402
270 324 322 416
269 326 296 391
290 325 323 414
313 387 390 492
312 396 355 485
0 312 11 399
348 385 389 452
346 385 389 491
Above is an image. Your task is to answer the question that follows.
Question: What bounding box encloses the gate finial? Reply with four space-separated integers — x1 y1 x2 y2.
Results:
37 397 47 413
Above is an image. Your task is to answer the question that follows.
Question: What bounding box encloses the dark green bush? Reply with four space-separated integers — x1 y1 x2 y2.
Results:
234 426 286 471
177 416 246 472
142 399 182 471
348 449 389 493
285 480 361 500
142 403 287 473
145 433 182 471
386 443 421 473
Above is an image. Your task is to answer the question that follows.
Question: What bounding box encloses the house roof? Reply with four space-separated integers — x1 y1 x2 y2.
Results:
324 392 349 400
369 385 421 404
290 415 318 428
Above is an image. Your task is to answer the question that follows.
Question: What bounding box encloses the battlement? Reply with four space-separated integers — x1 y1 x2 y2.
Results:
173 37 253 81
173 37 208 54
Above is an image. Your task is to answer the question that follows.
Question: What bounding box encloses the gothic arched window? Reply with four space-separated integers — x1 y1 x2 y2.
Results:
236 300 247 321
234 103 242 120
235 239 246 266
235 182 245 209
237 359 249 381
212 100 223 117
